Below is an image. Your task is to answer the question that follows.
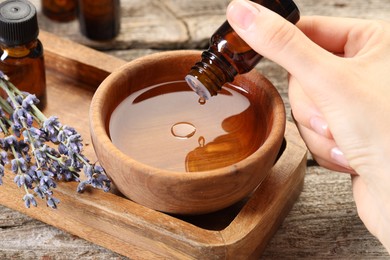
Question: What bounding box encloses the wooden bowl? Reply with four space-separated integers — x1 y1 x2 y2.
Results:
89 50 286 215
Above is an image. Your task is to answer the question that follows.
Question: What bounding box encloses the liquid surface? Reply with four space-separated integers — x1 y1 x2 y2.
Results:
109 81 265 172
171 122 196 139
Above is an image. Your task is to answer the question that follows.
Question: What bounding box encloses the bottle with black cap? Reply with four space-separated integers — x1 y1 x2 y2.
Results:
41 0 77 22
77 0 120 41
0 0 47 109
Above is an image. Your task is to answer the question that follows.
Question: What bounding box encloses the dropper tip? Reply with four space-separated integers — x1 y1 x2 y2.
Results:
185 75 211 100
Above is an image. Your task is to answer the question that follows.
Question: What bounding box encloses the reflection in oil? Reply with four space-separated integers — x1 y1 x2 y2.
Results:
110 80 267 172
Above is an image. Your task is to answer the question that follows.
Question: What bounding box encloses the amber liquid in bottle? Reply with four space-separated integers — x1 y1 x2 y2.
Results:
78 0 120 40
186 0 300 99
0 40 47 109
41 0 77 22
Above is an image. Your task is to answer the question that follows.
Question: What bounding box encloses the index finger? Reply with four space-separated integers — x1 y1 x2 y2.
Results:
297 16 372 56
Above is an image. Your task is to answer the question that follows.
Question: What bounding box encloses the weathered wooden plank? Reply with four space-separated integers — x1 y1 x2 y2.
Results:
30 0 390 50
1 0 389 259
0 28 308 260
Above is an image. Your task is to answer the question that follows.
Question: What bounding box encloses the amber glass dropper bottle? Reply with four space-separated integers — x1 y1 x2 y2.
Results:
78 0 121 40
0 0 47 109
41 0 78 22
185 0 300 99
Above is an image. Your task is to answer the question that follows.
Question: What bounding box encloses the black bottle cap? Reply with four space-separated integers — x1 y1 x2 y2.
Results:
0 0 38 46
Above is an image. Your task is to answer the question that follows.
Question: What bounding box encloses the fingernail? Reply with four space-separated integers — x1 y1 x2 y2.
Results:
227 0 260 30
331 147 350 168
310 116 332 139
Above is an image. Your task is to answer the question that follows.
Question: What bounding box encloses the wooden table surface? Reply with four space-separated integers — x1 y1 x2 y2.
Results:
1 0 389 259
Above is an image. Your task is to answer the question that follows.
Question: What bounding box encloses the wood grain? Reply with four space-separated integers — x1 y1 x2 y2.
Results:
89 50 286 214
1 0 389 258
0 32 307 259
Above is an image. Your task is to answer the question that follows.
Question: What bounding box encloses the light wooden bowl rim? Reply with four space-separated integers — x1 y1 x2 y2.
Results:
90 49 285 179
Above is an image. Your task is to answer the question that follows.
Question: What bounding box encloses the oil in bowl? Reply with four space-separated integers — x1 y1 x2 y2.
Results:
109 80 267 172
90 50 285 214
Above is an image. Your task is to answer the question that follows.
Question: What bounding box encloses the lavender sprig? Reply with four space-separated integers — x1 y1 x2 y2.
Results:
0 72 110 209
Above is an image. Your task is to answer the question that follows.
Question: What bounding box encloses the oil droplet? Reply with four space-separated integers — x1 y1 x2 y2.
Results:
198 97 206 105
198 136 205 147
171 122 196 139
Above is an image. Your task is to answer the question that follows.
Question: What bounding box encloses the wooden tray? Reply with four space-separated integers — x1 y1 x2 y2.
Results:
0 31 307 259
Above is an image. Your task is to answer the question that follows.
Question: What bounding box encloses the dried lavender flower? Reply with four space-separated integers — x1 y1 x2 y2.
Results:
47 196 60 209
0 72 111 209
22 94 39 109
23 193 37 208
0 164 4 185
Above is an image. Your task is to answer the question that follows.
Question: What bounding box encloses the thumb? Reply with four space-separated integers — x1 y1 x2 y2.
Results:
226 0 334 81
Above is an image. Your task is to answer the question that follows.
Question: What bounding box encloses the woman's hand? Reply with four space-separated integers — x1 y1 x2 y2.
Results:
226 0 390 252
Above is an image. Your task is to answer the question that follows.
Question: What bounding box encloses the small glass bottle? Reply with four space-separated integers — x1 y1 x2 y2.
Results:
0 0 47 109
185 0 300 99
41 0 77 22
77 0 120 41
